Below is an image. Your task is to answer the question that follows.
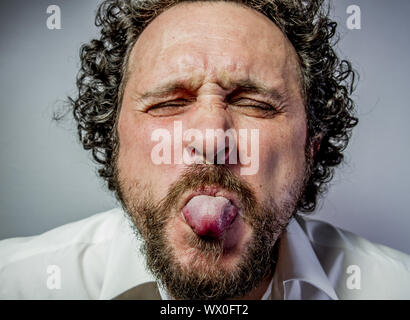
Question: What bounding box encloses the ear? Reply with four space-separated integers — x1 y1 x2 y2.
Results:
310 133 323 159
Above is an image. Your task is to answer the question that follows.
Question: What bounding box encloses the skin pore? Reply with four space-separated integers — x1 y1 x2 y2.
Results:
116 1 311 300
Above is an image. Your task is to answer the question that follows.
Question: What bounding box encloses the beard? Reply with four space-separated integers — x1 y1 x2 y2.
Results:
114 162 310 300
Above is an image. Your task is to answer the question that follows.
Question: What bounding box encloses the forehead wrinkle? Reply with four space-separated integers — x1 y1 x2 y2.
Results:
134 1 292 62
159 34 238 54
127 1 304 104
136 77 203 101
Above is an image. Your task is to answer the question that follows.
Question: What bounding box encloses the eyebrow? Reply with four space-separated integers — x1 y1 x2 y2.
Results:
223 79 287 103
138 81 193 101
136 78 287 104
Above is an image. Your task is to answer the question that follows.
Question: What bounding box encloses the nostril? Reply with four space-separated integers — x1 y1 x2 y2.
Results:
185 145 206 164
215 146 231 164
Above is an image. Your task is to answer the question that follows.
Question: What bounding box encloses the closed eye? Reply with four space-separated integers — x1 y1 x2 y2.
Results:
147 99 192 117
228 98 282 118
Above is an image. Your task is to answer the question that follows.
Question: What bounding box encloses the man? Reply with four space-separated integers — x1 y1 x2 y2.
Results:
0 0 409 300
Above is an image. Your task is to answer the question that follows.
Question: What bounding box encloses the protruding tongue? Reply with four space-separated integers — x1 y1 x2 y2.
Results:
182 195 238 237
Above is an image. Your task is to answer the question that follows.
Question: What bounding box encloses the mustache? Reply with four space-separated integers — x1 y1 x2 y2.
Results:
159 164 258 219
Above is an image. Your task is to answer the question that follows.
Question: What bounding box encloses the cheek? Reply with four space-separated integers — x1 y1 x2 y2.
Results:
260 124 306 166
117 110 184 198
246 119 307 198
117 112 153 172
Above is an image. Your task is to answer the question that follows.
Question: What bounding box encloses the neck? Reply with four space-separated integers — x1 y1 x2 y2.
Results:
232 274 273 300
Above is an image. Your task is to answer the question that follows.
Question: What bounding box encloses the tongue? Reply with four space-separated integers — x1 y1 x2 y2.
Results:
182 195 238 237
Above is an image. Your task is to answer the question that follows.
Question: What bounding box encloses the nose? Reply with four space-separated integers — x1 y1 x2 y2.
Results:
183 105 238 166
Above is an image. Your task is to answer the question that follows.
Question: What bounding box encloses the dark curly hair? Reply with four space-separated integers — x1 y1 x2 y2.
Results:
68 0 358 213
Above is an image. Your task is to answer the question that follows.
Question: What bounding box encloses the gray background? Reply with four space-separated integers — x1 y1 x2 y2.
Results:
1 0 409 254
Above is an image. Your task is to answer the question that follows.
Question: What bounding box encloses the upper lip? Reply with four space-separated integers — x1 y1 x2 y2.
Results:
178 185 243 214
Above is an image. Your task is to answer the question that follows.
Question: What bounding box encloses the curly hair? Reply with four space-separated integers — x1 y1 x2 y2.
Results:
69 0 358 213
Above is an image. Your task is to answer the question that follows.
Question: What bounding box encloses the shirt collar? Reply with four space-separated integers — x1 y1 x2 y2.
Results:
272 215 339 300
98 213 156 299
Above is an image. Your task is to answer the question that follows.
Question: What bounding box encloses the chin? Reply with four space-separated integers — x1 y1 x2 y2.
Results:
165 212 254 273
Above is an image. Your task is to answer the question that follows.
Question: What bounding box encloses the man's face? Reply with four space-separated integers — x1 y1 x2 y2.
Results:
116 2 309 299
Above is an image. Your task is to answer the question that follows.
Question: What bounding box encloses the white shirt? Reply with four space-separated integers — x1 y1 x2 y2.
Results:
0 208 409 299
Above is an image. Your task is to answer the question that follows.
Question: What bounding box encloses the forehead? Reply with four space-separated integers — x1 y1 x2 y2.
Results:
127 1 301 94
